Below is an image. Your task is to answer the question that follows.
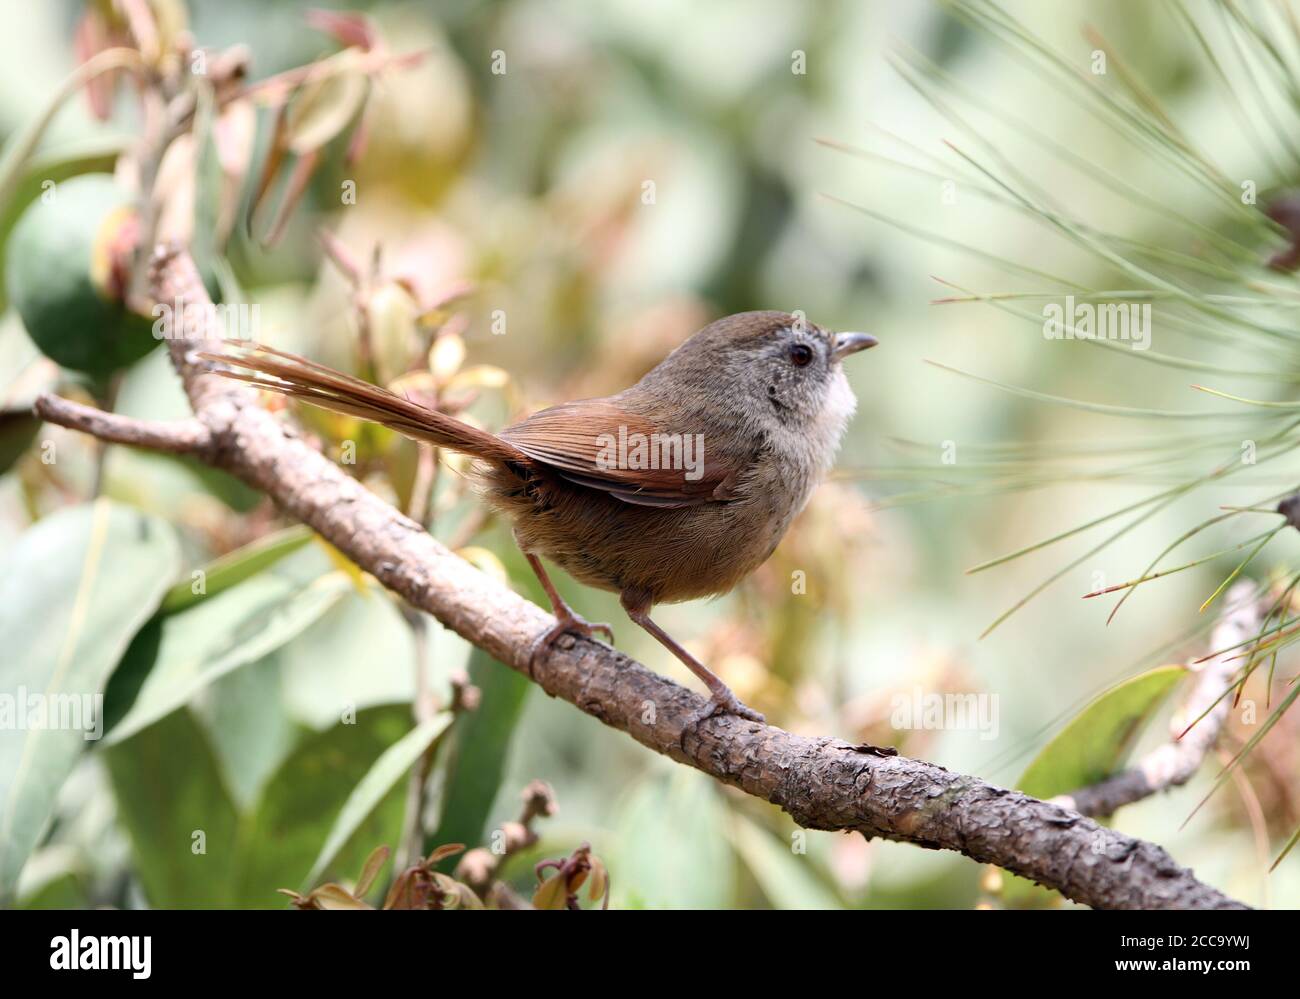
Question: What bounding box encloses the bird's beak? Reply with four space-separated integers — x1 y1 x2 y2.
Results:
832 331 878 361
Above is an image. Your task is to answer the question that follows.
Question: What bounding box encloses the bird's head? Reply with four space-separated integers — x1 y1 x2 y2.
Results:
647 310 877 438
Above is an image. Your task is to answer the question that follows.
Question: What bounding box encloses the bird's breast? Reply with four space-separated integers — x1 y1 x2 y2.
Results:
476 419 831 606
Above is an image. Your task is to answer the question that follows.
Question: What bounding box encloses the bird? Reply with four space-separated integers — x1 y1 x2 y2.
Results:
204 310 877 725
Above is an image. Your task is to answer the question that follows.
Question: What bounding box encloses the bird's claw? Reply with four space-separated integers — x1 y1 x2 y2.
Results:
527 613 615 678
678 689 765 749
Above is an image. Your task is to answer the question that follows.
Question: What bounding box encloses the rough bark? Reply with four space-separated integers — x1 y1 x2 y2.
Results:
32 246 1248 910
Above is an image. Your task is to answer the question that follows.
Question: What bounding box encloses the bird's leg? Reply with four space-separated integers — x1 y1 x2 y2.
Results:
523 551 614 677
620 591 765 728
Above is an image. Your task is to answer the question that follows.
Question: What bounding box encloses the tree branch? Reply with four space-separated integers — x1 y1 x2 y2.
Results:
34 245 1249 910
1053 580 1262 819
33 394 213 455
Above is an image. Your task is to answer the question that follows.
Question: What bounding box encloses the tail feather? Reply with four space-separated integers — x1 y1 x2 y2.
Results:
199 342 528 466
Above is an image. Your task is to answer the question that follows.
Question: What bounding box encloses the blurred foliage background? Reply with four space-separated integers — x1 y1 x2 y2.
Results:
2 0 1300 909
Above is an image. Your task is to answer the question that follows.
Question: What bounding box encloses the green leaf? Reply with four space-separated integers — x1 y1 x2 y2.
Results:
1002 664 1187 907
106 704 417 908
236 705 413 908
729 816 842 910
165 455 263 512
18 871 87 909
304 712 452 889
103 569 350 746
0 45 137 218
0 407 40 476
427 645 531 861
0 500 179 902
160 525 314 613
197 651 302 811
0 143 124 313
611 771 735 909
1017 665 1188 800
104 708 241 908
278 585 419 728
15 844 89 909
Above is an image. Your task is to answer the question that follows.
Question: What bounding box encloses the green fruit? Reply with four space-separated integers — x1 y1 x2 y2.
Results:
5 175 157 377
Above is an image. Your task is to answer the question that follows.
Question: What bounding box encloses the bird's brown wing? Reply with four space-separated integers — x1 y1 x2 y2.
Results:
500 398 745 507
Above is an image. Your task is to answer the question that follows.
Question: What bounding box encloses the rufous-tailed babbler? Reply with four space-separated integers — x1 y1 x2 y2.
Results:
205 311 877 725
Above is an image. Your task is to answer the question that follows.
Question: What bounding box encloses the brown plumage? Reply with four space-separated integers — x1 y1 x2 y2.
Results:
203 310 877 722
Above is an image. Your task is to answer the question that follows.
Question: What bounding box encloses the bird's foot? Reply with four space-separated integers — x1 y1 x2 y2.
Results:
527 611 615 678
679 688 765 749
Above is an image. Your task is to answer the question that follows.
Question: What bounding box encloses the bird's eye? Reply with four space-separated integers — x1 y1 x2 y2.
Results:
789 343 814 367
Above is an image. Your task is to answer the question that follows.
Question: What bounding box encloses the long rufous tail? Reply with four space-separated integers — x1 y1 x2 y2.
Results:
200 342 526 466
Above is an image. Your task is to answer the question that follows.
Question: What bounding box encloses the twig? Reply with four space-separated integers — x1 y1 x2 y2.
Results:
1053 580 1262 818
33 394 213 455
32 245 1249 910
394 606 435 874
455 779 556 898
